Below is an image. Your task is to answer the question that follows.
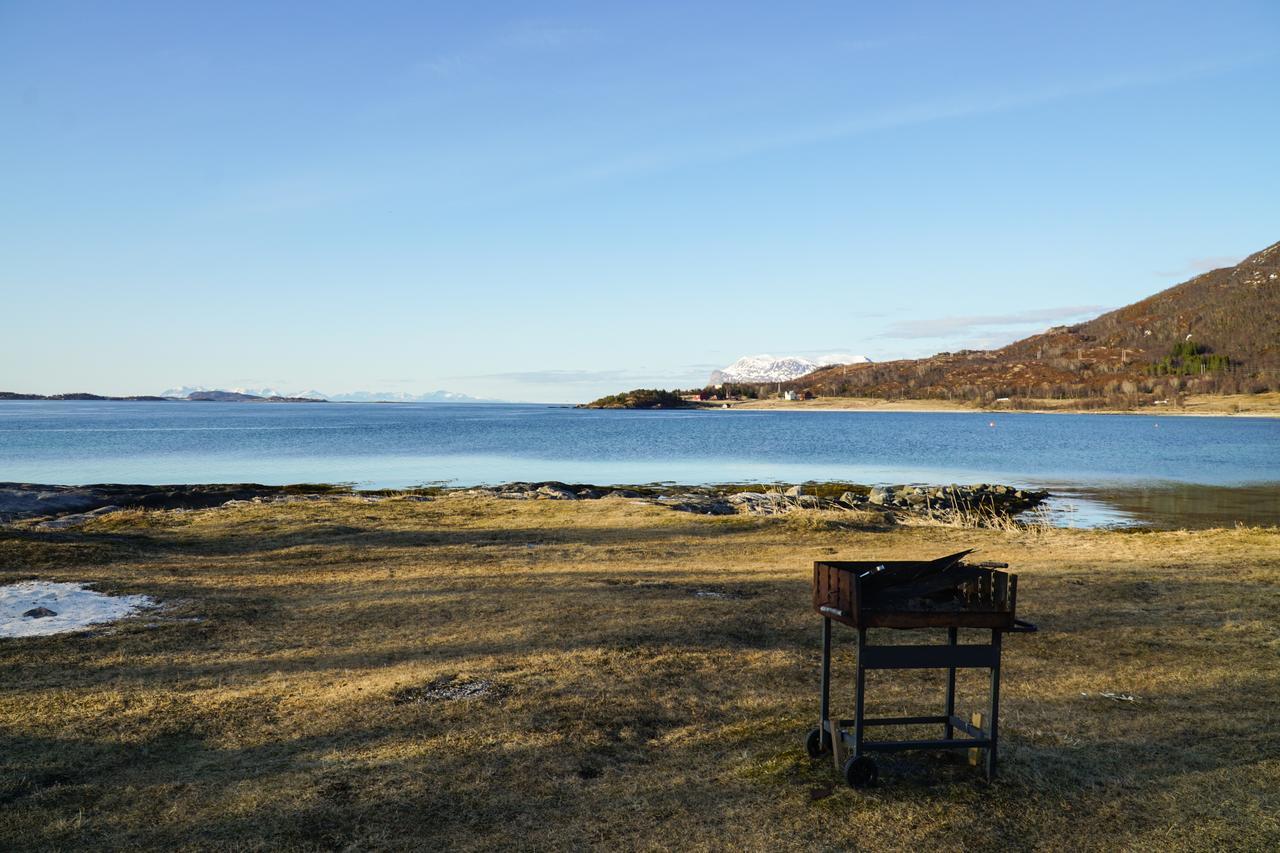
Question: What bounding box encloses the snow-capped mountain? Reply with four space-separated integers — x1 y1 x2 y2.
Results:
160 386 309 399
708 353 872 385
323 390 485 403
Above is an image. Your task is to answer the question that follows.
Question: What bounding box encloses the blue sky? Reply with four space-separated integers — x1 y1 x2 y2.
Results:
2 1 1277 402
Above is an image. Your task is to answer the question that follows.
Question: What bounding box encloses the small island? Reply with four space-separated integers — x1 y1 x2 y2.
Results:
579 389 694 409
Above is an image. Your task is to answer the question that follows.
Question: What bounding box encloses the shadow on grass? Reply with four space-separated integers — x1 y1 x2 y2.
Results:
3 667 1276 849
3 518 1278 848
3 567 1273 689
0 517 771 574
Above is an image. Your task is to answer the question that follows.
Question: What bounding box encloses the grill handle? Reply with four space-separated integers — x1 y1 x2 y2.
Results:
1007 619 1038 633
818 605 848 619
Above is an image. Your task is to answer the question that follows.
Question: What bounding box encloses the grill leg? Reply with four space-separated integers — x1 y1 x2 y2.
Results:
986 629 1002 781
819 617 832 747
944 627 958 741
853 628 867 759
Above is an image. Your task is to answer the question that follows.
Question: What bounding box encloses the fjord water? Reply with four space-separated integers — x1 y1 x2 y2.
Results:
1 401 1277 527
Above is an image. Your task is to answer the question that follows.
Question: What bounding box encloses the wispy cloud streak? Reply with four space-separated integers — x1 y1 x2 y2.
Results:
462 364 716 387
521 54 1269 195
418 22 595 77
465 368 634 384
880 305 1108 339
1156 255 1243 278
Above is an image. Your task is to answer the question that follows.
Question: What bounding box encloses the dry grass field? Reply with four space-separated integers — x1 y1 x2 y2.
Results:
730 392 1280 417
2 495 1278 851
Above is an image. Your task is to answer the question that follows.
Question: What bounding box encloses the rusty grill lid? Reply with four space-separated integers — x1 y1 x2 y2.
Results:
813 550 1018 629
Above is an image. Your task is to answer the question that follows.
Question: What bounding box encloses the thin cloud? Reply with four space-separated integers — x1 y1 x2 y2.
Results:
203 169 398 216
418 22 595 78
837 34 932 54
880 305 1108 339
497 23 593 50
1156 255 1242 278
466 369 633 384
215 52 1270 217
508 53 1270 199
464 365 715 387
215 44 1273 221
790 346 875 356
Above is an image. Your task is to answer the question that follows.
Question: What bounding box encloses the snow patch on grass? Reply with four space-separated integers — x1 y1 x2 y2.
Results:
1 581 155 638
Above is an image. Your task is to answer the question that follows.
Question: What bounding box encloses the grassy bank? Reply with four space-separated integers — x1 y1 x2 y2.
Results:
2 496 1278 850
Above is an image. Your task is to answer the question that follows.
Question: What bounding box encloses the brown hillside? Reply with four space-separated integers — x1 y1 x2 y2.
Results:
790 240 1280 404
1076 240 1280 367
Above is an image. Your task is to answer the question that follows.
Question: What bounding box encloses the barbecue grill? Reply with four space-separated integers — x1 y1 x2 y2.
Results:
806 549 1036 787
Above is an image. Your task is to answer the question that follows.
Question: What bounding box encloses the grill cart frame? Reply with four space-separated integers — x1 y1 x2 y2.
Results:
806 551 1036 787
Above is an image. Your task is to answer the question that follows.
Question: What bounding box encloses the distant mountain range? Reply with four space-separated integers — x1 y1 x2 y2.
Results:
184 390 323 403
0 392 171 402
709 353 872 385
159 387 492 403
787 240 1280 403
0 387 498 403
324 390 489 403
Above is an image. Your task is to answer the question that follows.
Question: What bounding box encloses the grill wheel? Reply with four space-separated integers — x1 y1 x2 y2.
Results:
805 727 830 758
843 755 879 788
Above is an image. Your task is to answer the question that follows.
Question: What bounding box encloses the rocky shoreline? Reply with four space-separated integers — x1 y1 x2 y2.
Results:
1 480 1048 527
452 481 1047 520
0 483 319 524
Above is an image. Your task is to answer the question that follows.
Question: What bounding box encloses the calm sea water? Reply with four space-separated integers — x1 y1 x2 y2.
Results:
1 401 1277 527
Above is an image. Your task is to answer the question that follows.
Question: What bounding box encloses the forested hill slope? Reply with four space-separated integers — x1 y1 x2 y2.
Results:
789 240 1280 405
1074 240 1279 368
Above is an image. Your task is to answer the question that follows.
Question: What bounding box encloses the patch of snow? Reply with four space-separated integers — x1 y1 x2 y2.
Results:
814 353 873 366
1 581 155 638
160 385 296 399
